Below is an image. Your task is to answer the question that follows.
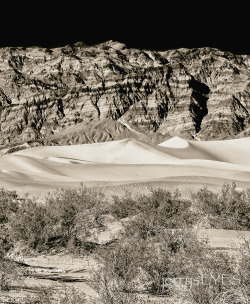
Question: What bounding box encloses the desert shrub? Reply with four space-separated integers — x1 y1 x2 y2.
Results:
110 188 194 228
10 198 52 251
96 210 237 301
22 286 87 304
192 183 250 229
219 183 250 229
0 189 21 291
44 185 107 250
0 188 19 224
0 188 53 252
109 191 139 219
141 188 194 228
0 224 14 259
6 145 28 154
0 184 248 303
186 251 239 304
186 237 250 304
236 234 250 303
110 184 250 231
92 248 143 304
7 186 108 252
0 244 22 291
0 258 17 291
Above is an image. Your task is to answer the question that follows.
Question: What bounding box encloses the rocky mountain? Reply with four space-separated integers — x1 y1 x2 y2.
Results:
0 40 249 151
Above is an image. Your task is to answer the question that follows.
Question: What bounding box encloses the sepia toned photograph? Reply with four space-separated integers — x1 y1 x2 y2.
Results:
0 3 249 303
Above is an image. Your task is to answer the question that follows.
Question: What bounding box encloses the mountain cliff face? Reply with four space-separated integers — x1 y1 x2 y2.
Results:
0 40 249 150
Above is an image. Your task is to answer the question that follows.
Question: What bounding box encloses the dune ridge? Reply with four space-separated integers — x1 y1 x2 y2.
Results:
0 137 249 196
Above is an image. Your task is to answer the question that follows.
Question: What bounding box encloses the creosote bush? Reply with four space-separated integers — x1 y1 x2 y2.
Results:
8 185 108 252
2 182 248 254
0 183 249 303
95 216 238 301
192 182 250 229
44 185 107 248
21 286 88 304
11 198 52 250
110 188 195 228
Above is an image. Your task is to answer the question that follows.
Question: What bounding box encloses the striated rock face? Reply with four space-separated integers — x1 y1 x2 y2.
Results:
0 40 249 149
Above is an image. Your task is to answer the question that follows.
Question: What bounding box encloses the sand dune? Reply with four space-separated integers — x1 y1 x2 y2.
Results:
158 136 189 148
158 136 250 166
15 138 181 165
0 154 62 175
0 137 249 196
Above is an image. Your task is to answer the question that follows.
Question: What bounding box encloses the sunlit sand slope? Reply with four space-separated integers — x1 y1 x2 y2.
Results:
158 136 250 166
0 137 249 196
14 138 181 164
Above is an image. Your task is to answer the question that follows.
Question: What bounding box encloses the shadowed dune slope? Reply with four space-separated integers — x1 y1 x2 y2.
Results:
0 137 249 196
15 138 181 165
158 136 250 166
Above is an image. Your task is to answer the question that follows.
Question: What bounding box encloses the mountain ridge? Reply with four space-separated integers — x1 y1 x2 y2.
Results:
0 40 249 150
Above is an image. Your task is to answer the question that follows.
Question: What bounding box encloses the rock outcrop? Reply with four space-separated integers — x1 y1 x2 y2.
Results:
0 40 249 149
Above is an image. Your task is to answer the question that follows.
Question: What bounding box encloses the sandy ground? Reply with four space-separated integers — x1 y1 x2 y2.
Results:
1 137 249 302
2 228 249 303
0 136 249 197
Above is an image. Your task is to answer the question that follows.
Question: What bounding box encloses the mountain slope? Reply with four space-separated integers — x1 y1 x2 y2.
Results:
0 41 249 149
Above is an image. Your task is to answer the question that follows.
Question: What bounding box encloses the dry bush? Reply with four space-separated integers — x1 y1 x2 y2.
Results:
8 185 108 253
0 189 22 291
21 286 87 304
192 183 250 230
94 209 239 303
110 188 194 228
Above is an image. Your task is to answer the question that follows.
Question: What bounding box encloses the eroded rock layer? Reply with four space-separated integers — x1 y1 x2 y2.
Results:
0 40 249 148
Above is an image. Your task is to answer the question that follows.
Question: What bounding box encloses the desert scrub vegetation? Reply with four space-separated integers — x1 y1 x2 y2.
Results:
18 286 88 304
0 183 249 303
8 185 108 252
94 216 241 303
1 182 249 254
192 182 250 230
235 233 250 303
109 188 195 228
110 183 250 230
0 189 22 292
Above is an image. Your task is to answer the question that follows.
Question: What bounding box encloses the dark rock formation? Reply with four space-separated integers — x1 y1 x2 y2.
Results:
0 40 249 150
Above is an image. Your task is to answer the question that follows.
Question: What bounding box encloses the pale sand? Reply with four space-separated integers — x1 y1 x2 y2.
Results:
2 137 249 301
0 137 249 196
158 136 189 148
